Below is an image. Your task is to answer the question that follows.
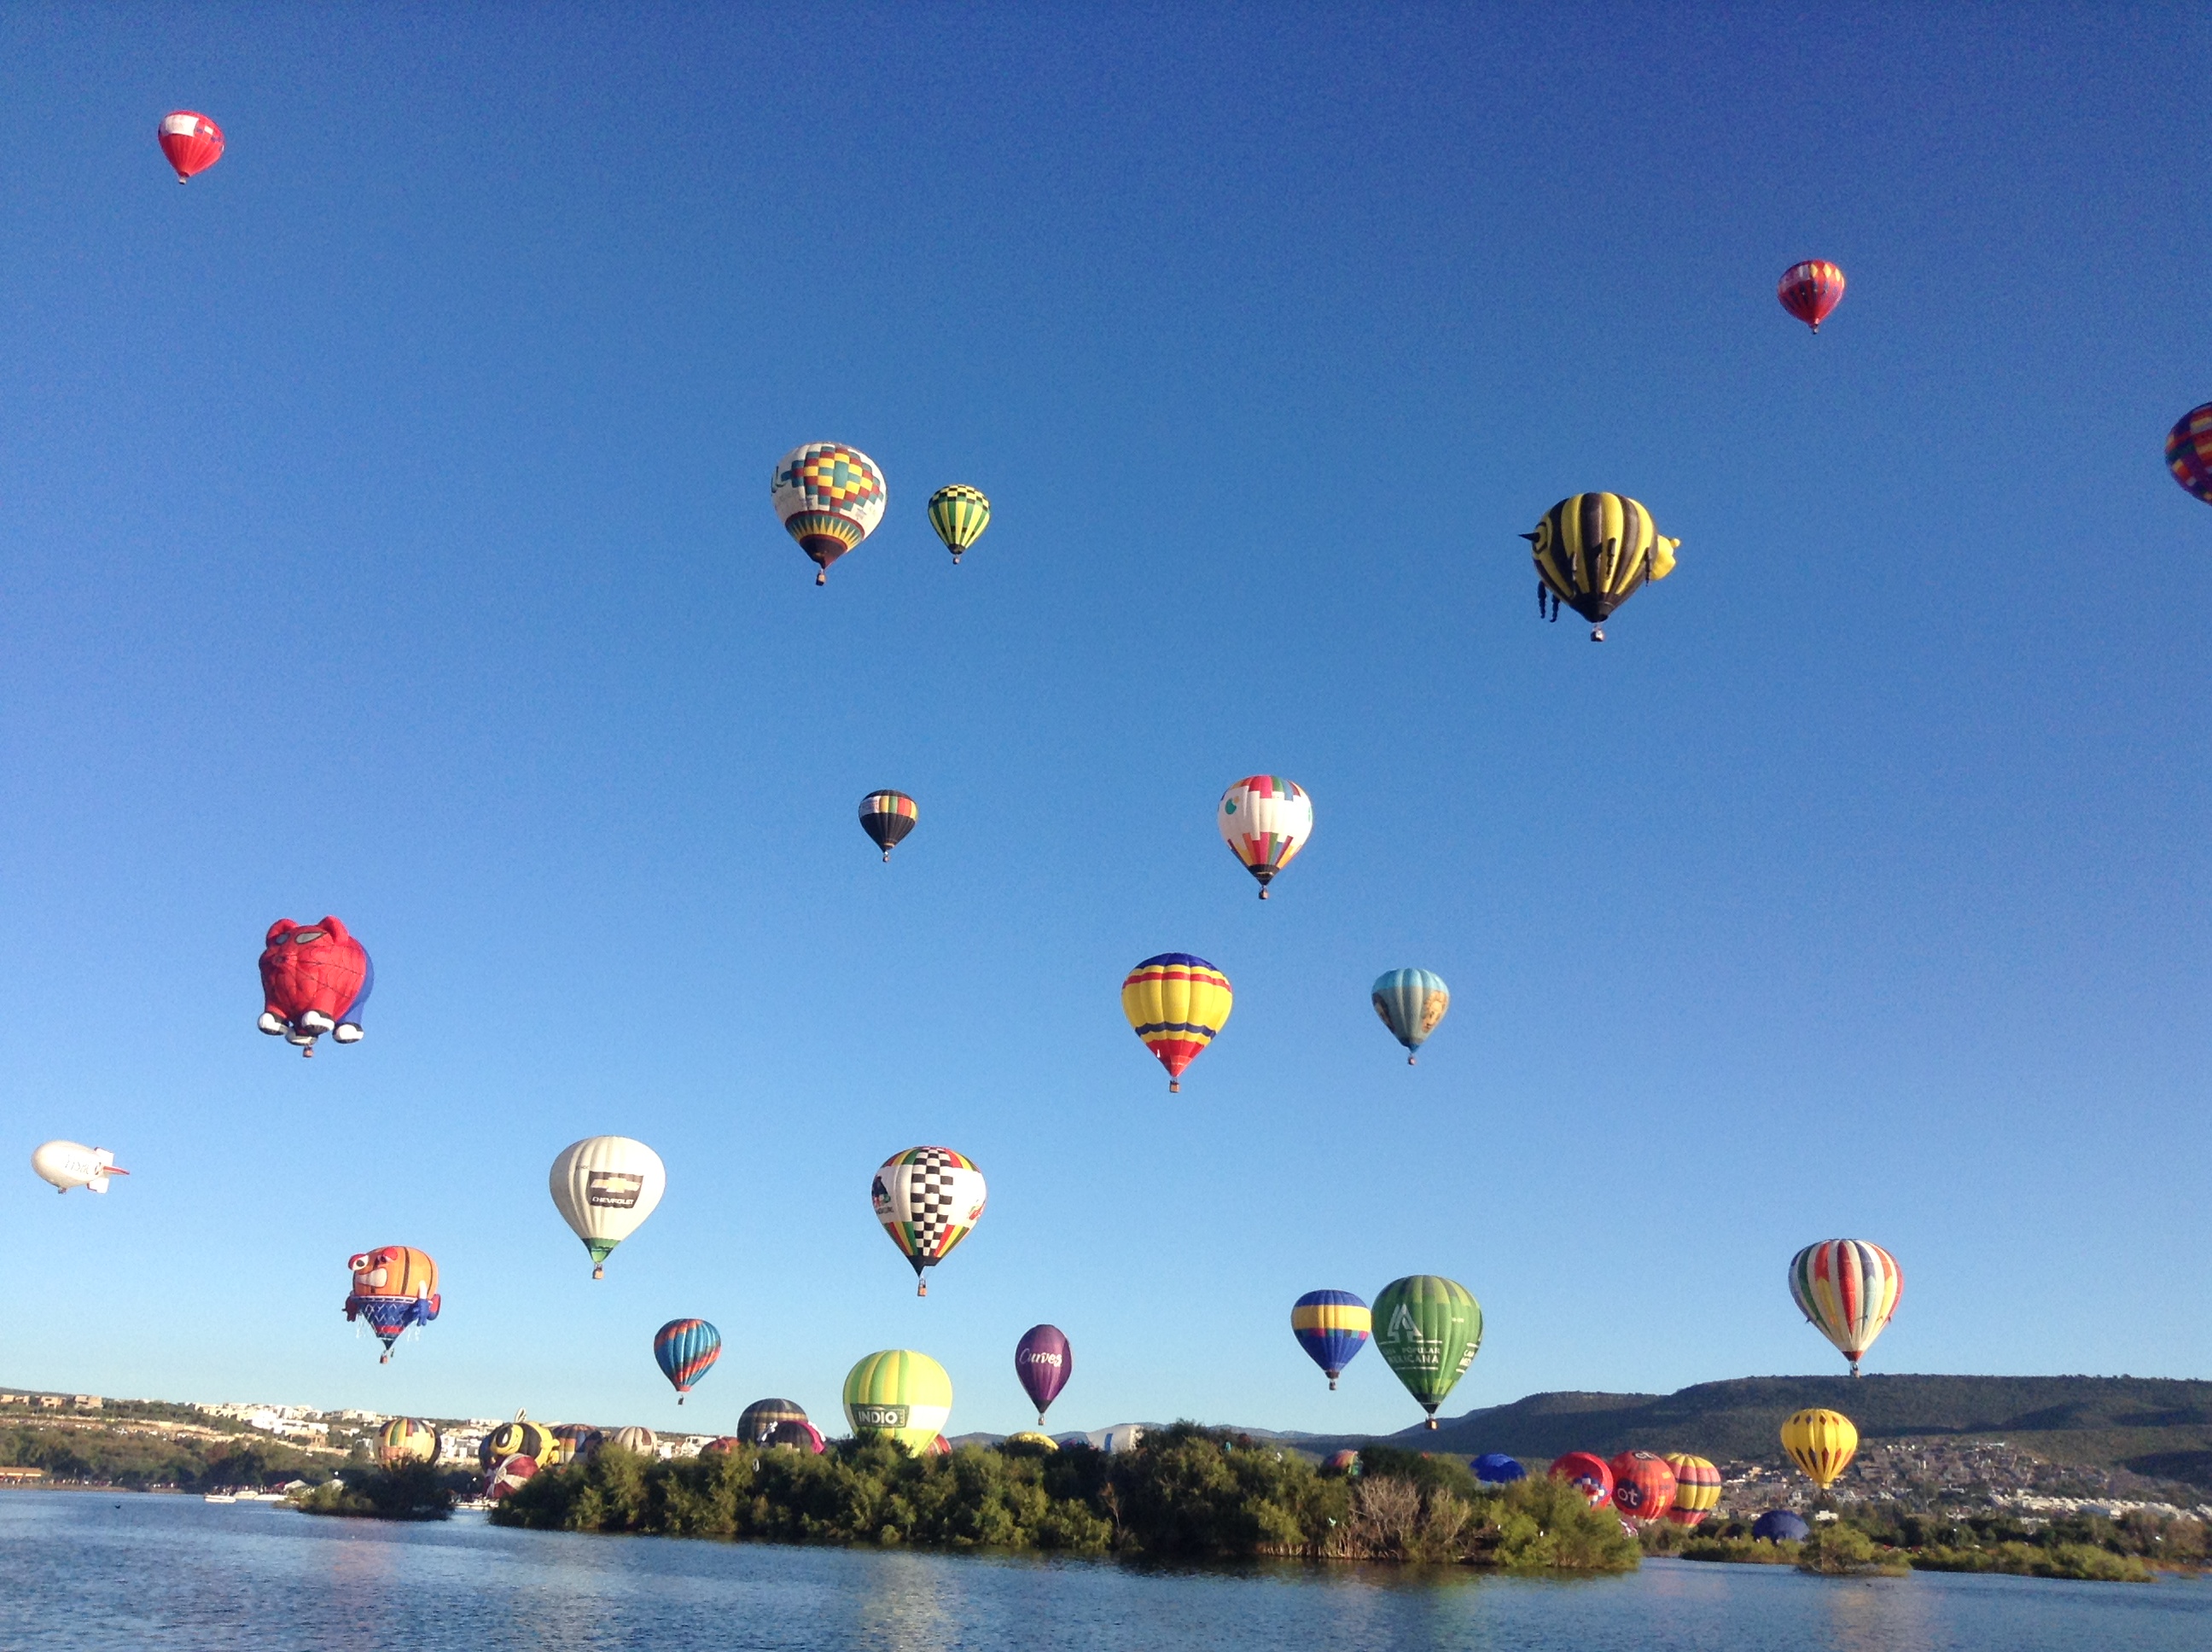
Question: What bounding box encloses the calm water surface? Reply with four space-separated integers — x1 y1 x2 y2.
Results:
3 1492 2206 1650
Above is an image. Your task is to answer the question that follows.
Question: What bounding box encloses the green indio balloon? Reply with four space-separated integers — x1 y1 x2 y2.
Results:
1371 1275 1482 1429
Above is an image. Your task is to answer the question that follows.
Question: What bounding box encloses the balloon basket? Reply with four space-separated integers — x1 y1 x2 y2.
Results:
917 1281 928 1297
1168 1080 1179 1093
591 1265 605 1280
815 571 826 585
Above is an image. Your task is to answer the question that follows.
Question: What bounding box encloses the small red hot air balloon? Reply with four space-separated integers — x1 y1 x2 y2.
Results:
1778 259 1846 333
158 112 224 183
1549 1451 1614 1508
1608 1451 1678 1523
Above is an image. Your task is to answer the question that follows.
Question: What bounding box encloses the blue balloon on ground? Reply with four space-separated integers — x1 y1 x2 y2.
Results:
1472 1452 1526 1483
1753 1509 1811 1543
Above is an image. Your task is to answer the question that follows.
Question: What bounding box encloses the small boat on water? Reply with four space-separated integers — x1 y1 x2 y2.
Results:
202 1493 237 1504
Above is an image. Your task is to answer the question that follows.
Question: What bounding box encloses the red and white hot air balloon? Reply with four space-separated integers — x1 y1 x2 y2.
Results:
158 112 224 183
1778 259 1846 333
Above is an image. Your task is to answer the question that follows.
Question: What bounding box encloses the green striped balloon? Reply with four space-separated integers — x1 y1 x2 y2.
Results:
927 485 991 561
1371 1275 1482 1428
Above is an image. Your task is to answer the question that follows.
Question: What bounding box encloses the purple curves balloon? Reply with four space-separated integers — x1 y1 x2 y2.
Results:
1015 1323 1072 1423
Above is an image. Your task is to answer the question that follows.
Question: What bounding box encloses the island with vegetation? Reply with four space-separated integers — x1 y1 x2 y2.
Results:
493 1426 1639 1570
1639 1504 2204 1583
291 1461 474 1521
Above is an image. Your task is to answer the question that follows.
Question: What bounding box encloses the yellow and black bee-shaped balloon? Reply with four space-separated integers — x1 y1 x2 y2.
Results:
1522 493 1679 642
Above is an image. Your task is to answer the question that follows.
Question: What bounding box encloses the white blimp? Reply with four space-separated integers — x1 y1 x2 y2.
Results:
32 1141 130 1194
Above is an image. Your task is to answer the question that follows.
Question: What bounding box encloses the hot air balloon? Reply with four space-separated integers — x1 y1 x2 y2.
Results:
1753 1509 1811 1543
701 1437 744 1457
1664 1454 1720 1527
31 1142 128 1194
1472 1452 1526 1484
2166 403 2212 503
1217 777 1313 899
479 1413 556 1470
653 1318 721 1404
1371 1276 1481 1428
548 1424 603 1466
1006 1431 1060 1453
859 790 918 861
258 917 372 1057
343 1247 440 1363
1609 1451 1678 1523
1290 1290 1371 1390
1781 1408 1858 1488
772 442 886 584
1550 1451 1614 1508
1370 969 1449 1064
486 1454 538 1499
843 1350 952 1455
611 1426 658 1457
549 1137 667 1279
870 1146 987 1296
374 1418 440 1467
1324 1450 1360 1474
922 1434 952 1458
158 111 224 182
1121 954 1231 1091
1015 1325 1073 1424
1778 259 1846 333
1788 1239 1902 1376
765 1419 825 1453
737 1399 810 1446
1522 493 1679 642
927 485 991 563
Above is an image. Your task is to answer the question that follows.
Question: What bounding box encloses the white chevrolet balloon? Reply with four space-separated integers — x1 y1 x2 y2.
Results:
32 1141 130 1195
549 1137 667 1279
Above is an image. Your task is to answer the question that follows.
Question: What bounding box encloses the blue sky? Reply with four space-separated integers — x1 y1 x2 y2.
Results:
1 6 2204 1443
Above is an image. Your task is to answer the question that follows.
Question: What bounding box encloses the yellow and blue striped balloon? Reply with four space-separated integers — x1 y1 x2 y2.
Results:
1121 954 1232 1091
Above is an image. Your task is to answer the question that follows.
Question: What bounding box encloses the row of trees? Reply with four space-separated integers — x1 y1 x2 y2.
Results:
492 1426 1639 1569
0 1422 336 1492
1643 1504 2206 1582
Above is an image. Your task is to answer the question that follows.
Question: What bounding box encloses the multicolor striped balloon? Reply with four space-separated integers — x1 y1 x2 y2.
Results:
1371 969 1449 1063
859 790 918 860
927 485 991 561
1778 259 1847 332
375 1417 439 1467
772 442 887 585
1789 1239 1902 1375
1290 1289 1371 1389
1781 1408 1859 1488
1121 954 1232 1091
1522 493 1679 640
653 1318 722 1403
1217 776 1313 899
2167 403 2212 503
870 1146 987 1295
1663 1454 1721 1527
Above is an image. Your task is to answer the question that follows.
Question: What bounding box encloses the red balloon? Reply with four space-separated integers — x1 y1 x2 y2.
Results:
486 1454 538 1499
1608 1451 1678 1523
158 111 224 183
1778 259 1846 333
259 916 372 1057
1549 1451 1614 1508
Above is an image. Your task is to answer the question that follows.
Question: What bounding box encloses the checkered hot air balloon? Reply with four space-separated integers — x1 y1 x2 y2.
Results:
653 1318 721 1404
870 1147 987 1296
2167 403 2212 503
772 442 886 584
1778 259 1846 332
1217 777 1312 899
1522 493 1679 642
927 485 991 562
158 111 224 182
1121 954 1232 1091
1789 1239 1902 1376
1290 1289 1371 1390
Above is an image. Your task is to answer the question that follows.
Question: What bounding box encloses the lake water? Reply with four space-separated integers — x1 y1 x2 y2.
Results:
3 1491 2206 1650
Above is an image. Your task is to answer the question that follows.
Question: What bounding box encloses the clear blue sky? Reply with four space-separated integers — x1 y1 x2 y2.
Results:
1 7 2204 1442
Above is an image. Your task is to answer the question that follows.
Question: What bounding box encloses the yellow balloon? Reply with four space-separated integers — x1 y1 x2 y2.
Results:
843 1349 952 1455
1780 1407 1859 1488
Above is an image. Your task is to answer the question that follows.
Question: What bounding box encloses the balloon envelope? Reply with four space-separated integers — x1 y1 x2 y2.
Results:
611 1426 657 1456
1325 1450 1360 1474
548 1424 603 1466
1778 259 1846 331
1370 969 1449 1062
343 1246 440 1361
1015 1325 1073 1422
31 1141 126 1194
486 1454 538 1499
1290 1290 1371 1388
548 1137 667 1277
1754 1509 1811 1543
1217 776 1313 897
1664 1454 1721 1526
1522 493 1679 637
1781 1408 1859 1488
1121 954 1232 1091
737 1399 809 1446
871 1146 987 1294
1371 1276 1482 1426
1609 1451 1678 1522
1788 1239 1902 1374
1550 1451 1614 1508
479 1414 556 1471
772 443 886 582
158 111 224 181
765 1419 825 1453
843 1349 953 1455
375 1418 439 1467
2169 404 2212 503
654 1318 722 1399
1472 1452 1525 1484
859 790 918 859
258 916 371 1056
927 485 991 561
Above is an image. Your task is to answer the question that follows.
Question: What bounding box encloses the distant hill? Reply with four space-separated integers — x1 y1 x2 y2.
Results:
1288 1376 2212 1489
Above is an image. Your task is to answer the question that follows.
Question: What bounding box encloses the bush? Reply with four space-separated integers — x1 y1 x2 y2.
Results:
293 1461 463 1521
1796 1521 1908 1575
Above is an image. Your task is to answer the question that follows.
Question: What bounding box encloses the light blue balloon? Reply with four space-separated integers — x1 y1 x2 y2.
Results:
1370 969 1450 1062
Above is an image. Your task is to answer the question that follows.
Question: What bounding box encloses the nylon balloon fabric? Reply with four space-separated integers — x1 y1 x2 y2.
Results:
1782 1408 1859 1488
927 485 991 561
870 1146 987 1294
1778 259 1846 331
1015 1324 1073 1422
653 1318 722 1401
1522 493 1679 637
1371 1275 1481 1426
772 443 886 583
1789 1239 1902 1374
2167 403 2212 503
1664 1454 1721 1526
1217 776 1313 897
1290 1289 1371 1388
859 790 918 859
1370 969 1449 1062
1121 954 1232 1090
158 111 224 181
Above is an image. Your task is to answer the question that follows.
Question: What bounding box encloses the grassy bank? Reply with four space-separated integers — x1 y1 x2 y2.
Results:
492 1426 1639 1570
1656 1507 2203 1582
